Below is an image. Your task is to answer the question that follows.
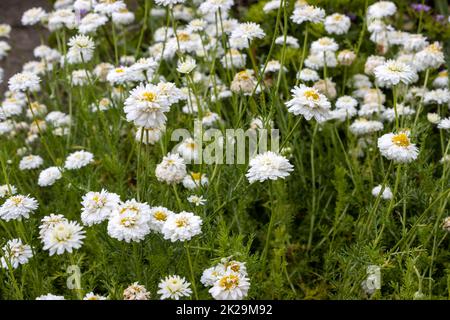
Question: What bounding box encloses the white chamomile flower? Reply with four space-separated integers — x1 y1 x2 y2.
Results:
230 22 265 43
246 151 294 184
83 292 108 300
67 34 95 64
437 118 450 130
378 131 419 163
39 214 68 240
42 220 85 256
371 185 393 200
22 7 47 26
176 137 200 163
1 239 33 269
161 211 202 242
182 172 208 190
123 282 151 300
367 1 397 19
414 42 445 71
148 206 175 232
209 271 250 300
324 13 351 35
124 83 170 128
94 0 126 16
177 56 196 74
187 195 206 207
38 167 62 187
349 118 384 136
285 85 331 122
19 155 43 170
64 150 94 170
0 184 17 198
157 275 192 300
291 5 325 25
155 153 187 185
0 194 38 221
81 189 121 226
107 199 151 242
374 60 416 87
297 69 320 82
8 72 40 92
135 126 164 145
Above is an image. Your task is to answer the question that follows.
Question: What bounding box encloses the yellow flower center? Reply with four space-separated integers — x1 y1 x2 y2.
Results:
391 133 410 147
115 68 124 73
120 205 139 214
120 216 136 226
188 142 196 150
99 98 110 107
387 64 403 73
219 274 239 290
304 89 319 100
153 211 167 221
191 172 201 181
175 217 188 228
142 91 156 102
177 32 190 42
428 43 440 53
11 196 23 205
237 71 250 81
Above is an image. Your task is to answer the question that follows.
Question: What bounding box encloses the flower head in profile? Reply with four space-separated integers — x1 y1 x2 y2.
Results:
64 150 94 170
246 151 294 184
367 1 397 19
291 5 325 25
378 131 419 163
157 275 192 300
8 72 40 92
94 0 126 16
21 7 47 26
324 13 351 35
230 22 265 43
374 60 416 87
0 194 38 221
19 155 43 170
1 238 33 269
38 167 62 187
177 56 196 74
285 85 331 122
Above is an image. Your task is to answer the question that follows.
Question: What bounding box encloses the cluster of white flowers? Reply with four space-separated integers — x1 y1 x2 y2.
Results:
201 258 250 300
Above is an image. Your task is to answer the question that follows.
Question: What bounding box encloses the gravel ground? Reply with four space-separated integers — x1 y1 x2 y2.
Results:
0 0 50 93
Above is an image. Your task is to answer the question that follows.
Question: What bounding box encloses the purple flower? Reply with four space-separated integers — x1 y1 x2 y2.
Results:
435 14 446 23
411 3 431 12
